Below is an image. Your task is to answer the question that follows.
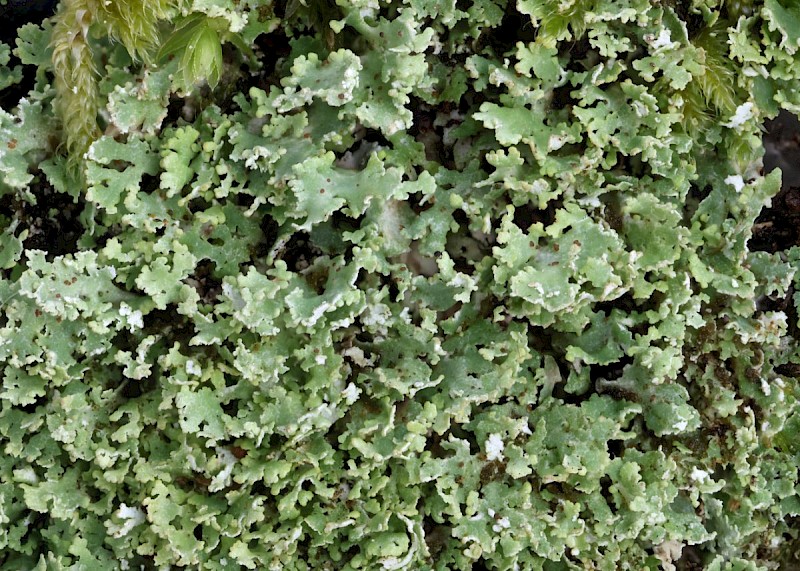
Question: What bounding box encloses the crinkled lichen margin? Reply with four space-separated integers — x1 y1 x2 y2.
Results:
1 0 800 569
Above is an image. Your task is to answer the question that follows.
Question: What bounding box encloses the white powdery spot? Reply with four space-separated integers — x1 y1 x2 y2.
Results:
385 118 407 136
342 383 361 405
654 540 684 571
362 303 392 336
447 274 469 289
210 447 238 492
485 433 505 461
340 66 360 95
324 518 357 534
759 311 787 336
631 100 649 117
380 514 417 570
690 467 710 483
119 303 144 329
222 282 245 311
305 301 332 328
649 28 676 50
186 359 202 376
723 102 754 129
548 134 567 151
672 419 688 432
112 504 146 538
342 346 373 367
128 310 143 329
724 174 745 192
492 516 511 533
531 179 550 194
203 7 247 32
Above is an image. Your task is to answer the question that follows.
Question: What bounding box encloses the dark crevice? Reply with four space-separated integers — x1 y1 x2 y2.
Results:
558 35 593 63
750 111 800 253
512 199 561 231
257 212 280 253
407 192 436 215
221 399 240 417
683 183 711 227
253 29 292 83
669 3 707 40
187 197 212 214
591 355 632 385
0 1 58 109
175 474 211 494
675 544 705 571
277 231 322 272
234 192 255 208
422 516 451 561
481 7 536 56
118 372 158 399
598 475 616 514
142 305 196 343
186 259 223 305
6 176 85 261
550 83 575 112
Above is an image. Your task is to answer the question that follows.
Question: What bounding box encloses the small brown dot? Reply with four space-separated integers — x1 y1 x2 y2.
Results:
7 139 17 150
71 277 78 283
55 293 61 299
320 189 325 194
338 93 345 100
63 280 71 285
553 243 560 252
34 309 42 317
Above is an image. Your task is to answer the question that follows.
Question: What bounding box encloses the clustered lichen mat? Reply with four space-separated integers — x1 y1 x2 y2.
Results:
1 0 800 569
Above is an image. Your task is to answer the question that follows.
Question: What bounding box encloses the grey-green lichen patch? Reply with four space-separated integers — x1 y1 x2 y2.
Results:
1 0 800 569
